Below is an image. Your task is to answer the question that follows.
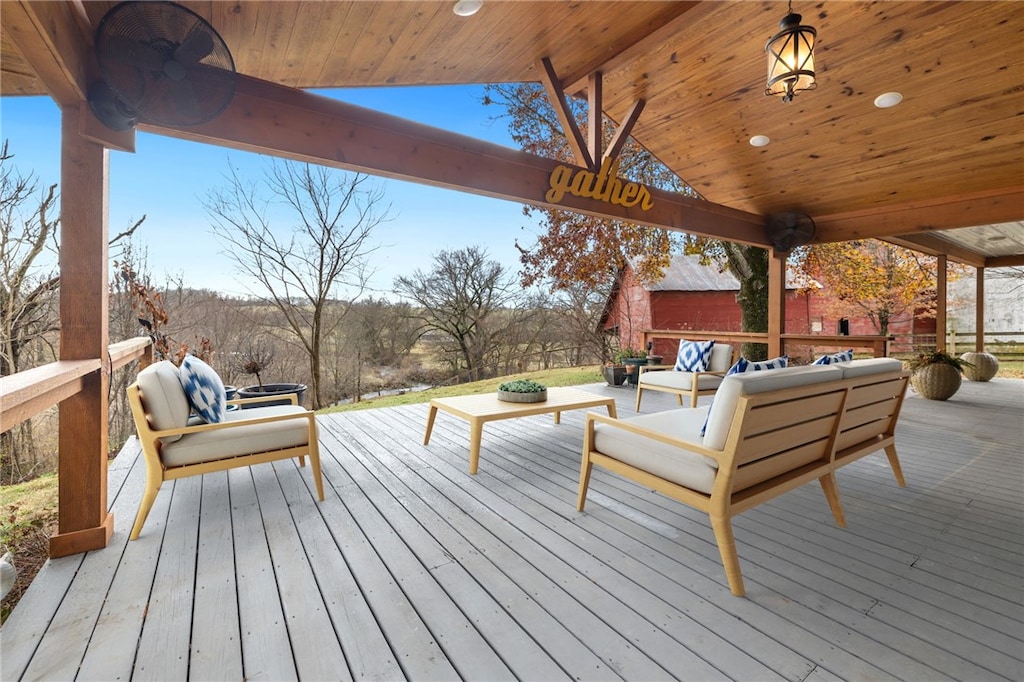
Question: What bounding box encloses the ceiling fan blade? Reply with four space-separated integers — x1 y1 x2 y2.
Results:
174 27 215 65
169 78 201 121
107 35 165 71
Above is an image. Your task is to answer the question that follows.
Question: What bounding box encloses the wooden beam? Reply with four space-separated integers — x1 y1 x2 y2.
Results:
975 267 984 352
140 73 769 246
768 249 785 358
936 255 948 353
4 0 91 106
52 105 113 558
814 187 1024 244
884 234 986 268
77 101 136 153
986 254 1024 268
588 71 602 166
603 98 645 164
538 57 593 169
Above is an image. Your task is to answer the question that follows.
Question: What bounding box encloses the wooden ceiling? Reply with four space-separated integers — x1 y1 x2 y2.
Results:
3 0 1022 266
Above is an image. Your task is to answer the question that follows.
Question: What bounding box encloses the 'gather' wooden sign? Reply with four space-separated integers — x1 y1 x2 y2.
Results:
545 157 654 211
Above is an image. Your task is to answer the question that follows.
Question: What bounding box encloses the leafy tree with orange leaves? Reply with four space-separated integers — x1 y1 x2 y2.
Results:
485 84 773 358
484 83 686 289
795 239 958 335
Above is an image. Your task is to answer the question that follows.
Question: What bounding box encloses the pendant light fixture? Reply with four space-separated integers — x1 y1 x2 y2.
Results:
765 1 817 102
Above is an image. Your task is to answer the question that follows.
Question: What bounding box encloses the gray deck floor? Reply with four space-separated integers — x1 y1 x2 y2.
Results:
3 378 1022 681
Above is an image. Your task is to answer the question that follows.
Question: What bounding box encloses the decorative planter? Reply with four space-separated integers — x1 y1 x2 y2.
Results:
623 358 647 386
646 355 664 366
603 365 626 386
910 364 962 400
497 389 547 403
237 382 307 408
960 352 999 382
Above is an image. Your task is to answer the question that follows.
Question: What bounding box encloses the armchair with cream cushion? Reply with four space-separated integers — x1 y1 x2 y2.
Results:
127 360 324 539
635 342 735 410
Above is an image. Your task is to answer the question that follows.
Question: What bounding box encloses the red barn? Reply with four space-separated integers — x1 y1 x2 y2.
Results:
601 255 935 358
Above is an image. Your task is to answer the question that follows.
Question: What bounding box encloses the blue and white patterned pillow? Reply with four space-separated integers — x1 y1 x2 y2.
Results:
813 349 854 365
178 355 226 423
701 355 789 435
675 339 715 372
726 355 789 376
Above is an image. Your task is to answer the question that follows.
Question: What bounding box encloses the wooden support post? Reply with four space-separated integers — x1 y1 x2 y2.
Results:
768 248 786 358
588 71 602 167
936 254 948 353
51 105 114 558
975 266 985 352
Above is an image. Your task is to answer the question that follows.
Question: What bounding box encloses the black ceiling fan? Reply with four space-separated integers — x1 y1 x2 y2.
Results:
766 211 816 252
88 1 236 131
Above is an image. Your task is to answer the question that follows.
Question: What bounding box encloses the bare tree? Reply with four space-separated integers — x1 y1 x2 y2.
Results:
394 246 521 382
204 160 391 408
989 266 1024 291
1 142 59 379
1 142 60 482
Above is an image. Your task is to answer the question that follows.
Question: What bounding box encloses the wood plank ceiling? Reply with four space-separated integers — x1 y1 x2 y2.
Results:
2 0 1022 267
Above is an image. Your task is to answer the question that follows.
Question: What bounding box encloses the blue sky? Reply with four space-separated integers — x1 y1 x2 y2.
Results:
1 85 534 298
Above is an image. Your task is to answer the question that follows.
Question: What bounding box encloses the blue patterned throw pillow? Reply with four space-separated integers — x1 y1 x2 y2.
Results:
813 349 854 365
675 339 715 372
726 355 789 376
179 355 226 423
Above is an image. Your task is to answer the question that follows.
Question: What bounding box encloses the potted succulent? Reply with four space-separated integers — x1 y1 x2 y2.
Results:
497 379 547 403
235 338 307 408
908 350 974 400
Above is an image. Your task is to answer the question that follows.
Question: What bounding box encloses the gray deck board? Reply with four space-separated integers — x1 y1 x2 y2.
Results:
3 379 1022 681
189 472 244 682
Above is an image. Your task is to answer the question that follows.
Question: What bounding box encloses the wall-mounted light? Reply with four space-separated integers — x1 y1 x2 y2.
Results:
453 0 482 16
765 1 817 103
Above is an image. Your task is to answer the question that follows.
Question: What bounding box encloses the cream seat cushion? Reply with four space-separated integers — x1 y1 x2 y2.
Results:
160 404 311 467
593 408 718 494
638 370 725 393
637 343 734 392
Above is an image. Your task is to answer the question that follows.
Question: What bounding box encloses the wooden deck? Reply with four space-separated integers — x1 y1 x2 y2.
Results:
3 378 1022 681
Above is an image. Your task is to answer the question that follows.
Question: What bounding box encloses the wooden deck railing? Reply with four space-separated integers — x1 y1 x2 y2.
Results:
0 336 153 431
641 330 892 358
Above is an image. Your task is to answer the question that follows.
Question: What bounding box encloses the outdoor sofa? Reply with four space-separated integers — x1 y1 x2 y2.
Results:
578 357 910 596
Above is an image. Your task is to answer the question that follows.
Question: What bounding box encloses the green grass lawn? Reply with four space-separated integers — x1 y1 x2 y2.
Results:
319 365 605 413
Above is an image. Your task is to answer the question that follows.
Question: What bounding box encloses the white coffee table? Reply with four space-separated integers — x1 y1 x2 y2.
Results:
423 386 617 474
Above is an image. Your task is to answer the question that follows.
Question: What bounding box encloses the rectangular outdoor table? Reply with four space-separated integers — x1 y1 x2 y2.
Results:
423 387 617 474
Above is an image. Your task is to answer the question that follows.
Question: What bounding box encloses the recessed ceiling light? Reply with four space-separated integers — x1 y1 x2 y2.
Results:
453 0 482 16
874 91 903 108
749 135 771 147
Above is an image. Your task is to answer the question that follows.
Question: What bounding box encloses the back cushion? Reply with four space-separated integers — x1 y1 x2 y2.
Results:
702 365 842 450
707 344 734 372
136 361 190 439
837 357 904 378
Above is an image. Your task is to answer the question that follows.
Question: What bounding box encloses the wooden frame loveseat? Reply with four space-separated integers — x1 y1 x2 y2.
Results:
578 358 909 596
